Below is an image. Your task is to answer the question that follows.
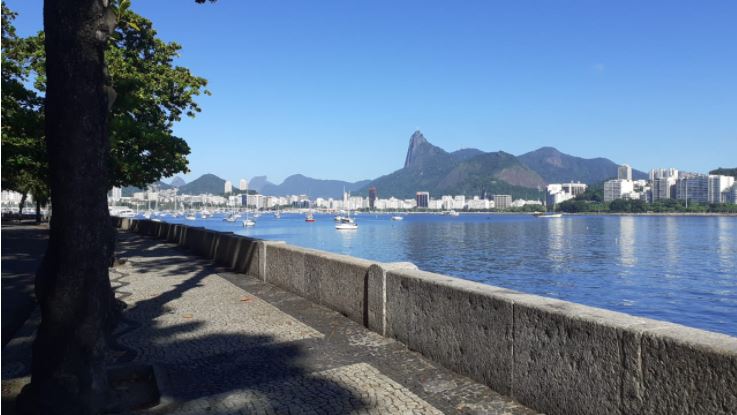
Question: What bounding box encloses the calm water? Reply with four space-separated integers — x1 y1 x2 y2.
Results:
155 213 737 337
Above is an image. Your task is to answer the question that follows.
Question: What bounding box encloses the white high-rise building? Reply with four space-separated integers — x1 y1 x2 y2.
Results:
224 180 233 194
604 179 634 202
239 178 248 191
111 186 122 202
649 168 678 181
618 164 632 181
708 175 735 203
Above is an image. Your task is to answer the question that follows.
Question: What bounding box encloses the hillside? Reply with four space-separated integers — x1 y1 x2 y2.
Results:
178 174 226 195
518 147 647 184
260 174 370 199
361 131 544 199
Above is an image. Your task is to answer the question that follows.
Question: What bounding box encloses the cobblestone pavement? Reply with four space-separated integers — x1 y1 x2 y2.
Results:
2 232 539 415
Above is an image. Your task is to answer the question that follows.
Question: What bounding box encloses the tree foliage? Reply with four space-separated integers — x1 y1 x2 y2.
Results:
2 2 209 192
1 5 47 205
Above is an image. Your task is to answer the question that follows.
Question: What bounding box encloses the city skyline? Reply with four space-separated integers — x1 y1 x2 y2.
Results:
7 0 737 183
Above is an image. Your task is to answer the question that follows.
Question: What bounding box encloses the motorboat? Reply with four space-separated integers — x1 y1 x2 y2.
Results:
305 212 316 222
391 215 404 221
242 219 256 227
336 222 358 230
535 213 563 218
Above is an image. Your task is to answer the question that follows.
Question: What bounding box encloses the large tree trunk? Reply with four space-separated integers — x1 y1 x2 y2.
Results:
19 0 117 413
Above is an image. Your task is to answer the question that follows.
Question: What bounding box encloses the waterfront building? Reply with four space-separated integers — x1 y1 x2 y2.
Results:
545 182 586 207
111 186 122 202
416 192 429 208
511 199 542 208
652 177 676 201
368 187 377 210
676 174 708 204
467 196 490 210
453 195 466 210
708 175 735 203
730 184 737 204
239 179 248 191
428 199 443 210
228 195 241 206
604 179 634 202
492 195 512 210
618 164 632 181
649 168 679 181
224 180 232 194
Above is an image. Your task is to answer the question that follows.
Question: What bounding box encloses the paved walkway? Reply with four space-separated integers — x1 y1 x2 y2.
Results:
1 224 47 347
4 231 538 414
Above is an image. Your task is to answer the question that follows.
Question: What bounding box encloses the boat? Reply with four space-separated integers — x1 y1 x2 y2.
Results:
274 211 281 219
336 222 358 230
441 210 460 217
334 215 348 222
535 212 563 218
305 212 316 222
391 215 404 221
242 210 256 227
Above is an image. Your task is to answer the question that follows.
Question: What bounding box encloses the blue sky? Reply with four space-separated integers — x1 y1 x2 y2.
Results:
8 0 737 184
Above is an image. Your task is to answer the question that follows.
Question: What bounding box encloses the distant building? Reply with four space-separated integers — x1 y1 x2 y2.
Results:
676 174 708 204
708 175 735 203
111 186 122 202
239 179 248 191
416 192 429 208
604 179 634 202
368 187 378 210
724 183 737 205
652 177 676 201
224 180 232 194
618 164 632 181
545 182 587 207
650 168 678 181
492 195 512 210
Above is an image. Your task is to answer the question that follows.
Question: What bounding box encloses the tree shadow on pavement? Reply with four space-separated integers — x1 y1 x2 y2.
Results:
111 234 373 414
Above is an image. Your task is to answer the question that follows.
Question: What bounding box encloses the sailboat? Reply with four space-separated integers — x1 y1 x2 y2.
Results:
305 211 316 222
242 210 256 227
335 210 357 230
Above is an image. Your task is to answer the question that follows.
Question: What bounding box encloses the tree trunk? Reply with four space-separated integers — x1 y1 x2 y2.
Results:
35 199 42 224
18 192 27 221
19 0 117 413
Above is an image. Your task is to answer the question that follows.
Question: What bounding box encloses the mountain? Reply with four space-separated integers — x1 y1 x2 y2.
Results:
169 176 186 188
450 148 485 161
260 174 370 199
247 176 275 193
361 131 545 199
120 180 173 197
518 147 647 184
178 174 226 195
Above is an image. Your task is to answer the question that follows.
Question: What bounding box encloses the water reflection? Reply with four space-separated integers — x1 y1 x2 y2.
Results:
618 216 636 267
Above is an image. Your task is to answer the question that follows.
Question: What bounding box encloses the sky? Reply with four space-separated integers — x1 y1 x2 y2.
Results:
7 0 737 184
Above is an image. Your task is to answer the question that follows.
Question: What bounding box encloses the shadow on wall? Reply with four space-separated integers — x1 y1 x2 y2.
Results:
111 233 373 413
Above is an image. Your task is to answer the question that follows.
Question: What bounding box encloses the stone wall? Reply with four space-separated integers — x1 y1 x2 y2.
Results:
116 218 737 415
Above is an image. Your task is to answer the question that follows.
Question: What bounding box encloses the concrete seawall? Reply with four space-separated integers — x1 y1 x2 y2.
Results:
114 218 737 415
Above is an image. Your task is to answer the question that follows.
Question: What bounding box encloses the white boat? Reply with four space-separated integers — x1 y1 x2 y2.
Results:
274 211 281 219
185 215 196 221
391 216 404 221
536 213 563 218
242 210 255 227
336 222 358 230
